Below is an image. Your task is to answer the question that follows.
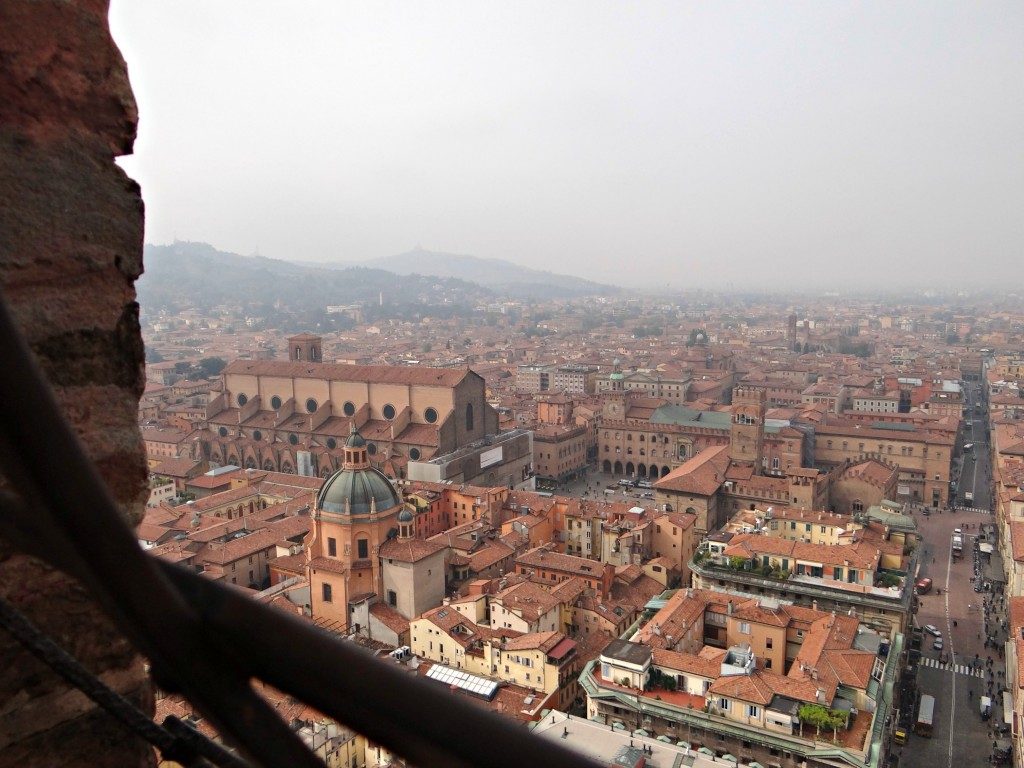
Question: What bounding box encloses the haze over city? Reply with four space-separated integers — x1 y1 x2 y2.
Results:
110 1 1024 291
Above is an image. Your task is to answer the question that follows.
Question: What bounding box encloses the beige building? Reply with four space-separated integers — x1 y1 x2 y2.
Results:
813 421 954 507
379 513 446 621
409 607 580 709
204 338 498 478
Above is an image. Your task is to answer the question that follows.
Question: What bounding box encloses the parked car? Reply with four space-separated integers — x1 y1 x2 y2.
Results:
924 624 942 636
915 578 933 594
933 638 944 651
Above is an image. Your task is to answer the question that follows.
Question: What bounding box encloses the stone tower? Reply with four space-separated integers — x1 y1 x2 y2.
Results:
730 386 766 473
288 332 322 362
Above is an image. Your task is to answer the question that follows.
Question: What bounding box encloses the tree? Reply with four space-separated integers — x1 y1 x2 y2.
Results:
798 704 847 741
196 357 227 378
145 347 164 363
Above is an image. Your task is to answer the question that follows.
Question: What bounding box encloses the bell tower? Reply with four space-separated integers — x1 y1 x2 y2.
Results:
288 333 322 362
730 386 766 473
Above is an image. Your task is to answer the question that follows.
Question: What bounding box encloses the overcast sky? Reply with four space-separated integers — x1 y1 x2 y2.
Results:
110 2 1023 290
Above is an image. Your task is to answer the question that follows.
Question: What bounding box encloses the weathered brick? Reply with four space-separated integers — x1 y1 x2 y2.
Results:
0 0 153 765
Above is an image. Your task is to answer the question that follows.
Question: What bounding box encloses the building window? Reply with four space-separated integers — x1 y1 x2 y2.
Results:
367 442 377 455
253 429 262 441
237 393 248 407
747 705 759 718
382 403 396 420
718 698 730 711
740 622 750 634
327 537 337 557
322 583 332 603
270 395 282 410
289 434 298 445
306 398 318 413
357 539 369 559
343 401 356 416
424 407 438 424
409 447 421 460
465 403 474 431
766 637 773 649
388 590 397 607
326 437 337 450
218 426 228 437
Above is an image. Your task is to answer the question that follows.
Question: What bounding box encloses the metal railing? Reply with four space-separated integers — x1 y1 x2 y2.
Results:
0 295 599 768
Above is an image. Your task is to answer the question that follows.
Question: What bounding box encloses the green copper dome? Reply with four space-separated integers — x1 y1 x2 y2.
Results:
317 466 400 515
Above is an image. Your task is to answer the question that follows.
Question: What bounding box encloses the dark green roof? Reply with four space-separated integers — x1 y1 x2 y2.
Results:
869 421 916 432
317 466 399 515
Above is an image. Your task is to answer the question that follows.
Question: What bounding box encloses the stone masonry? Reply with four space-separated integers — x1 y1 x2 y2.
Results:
0 1 153 765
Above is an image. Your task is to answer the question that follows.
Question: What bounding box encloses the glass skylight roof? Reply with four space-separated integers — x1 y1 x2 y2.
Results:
425 663 499 700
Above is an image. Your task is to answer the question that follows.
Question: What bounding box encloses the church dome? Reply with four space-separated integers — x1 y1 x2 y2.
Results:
317 466 401 515
397 507 414 523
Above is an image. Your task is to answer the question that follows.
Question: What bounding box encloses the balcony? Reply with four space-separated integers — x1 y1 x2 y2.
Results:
690 552 914 613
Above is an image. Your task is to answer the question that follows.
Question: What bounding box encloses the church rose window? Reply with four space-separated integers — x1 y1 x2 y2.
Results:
326 438 337 450
409 447 421 460
382 404 396 420
367 443 377 455
343 401 355 416
218 427 228 437
252 430 262 441
236 393 247 406
424 407 438 424
289 434 298 445
306 398 318 413
270 395 282 409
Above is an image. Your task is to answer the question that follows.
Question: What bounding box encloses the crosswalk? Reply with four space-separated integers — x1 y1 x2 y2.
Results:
952 506 991 515
918 656 983 678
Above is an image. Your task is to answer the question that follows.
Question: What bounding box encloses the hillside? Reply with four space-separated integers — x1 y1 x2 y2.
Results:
137 242 491 320
359 247 615 298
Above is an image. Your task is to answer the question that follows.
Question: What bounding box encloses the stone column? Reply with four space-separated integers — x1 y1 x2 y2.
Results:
0 1 153 765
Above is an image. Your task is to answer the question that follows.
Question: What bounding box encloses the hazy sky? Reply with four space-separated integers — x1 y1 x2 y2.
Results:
110 2 1023 290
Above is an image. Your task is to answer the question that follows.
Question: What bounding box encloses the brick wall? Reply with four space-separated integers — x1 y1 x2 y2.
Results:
0 1 152 765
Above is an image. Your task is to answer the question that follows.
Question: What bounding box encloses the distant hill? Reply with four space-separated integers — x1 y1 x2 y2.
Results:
138 242 491 321
358 247 615 298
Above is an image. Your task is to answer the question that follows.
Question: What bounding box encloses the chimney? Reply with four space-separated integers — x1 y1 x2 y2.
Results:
812 599 818 611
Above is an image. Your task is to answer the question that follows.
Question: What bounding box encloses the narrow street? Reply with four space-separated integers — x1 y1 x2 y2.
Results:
900 380 1007 768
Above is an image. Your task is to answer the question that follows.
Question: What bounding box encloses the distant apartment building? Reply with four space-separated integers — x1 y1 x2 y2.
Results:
516 364 554 394
849 388 900 414
594 367 692 403
516 364 596 395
